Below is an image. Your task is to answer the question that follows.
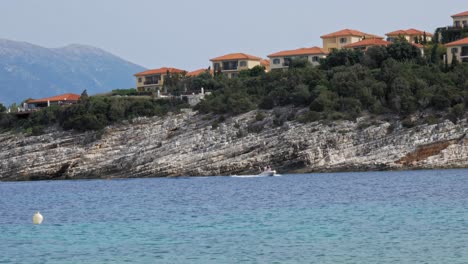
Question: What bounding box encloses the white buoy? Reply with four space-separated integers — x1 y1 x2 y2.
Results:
32 211 44 225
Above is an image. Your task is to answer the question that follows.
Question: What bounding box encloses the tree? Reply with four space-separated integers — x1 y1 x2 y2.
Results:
239 65 266 78
291 84 311 106
249 65 266 77
80 90 89 103
0 103 6 113
320 49 364 70
309 88 339 112
429 44 441 64
361 46 389 68
387 40 421 61
289 58 312 69
8 103 18 113
451 53 460 68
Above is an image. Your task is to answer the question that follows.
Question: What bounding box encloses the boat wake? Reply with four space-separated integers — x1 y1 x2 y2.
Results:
230 174 282 178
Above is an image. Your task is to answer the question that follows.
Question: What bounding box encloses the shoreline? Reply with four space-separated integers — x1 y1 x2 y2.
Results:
2 167 467 183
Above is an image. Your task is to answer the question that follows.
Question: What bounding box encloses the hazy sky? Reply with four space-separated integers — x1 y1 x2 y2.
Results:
1 1 466 70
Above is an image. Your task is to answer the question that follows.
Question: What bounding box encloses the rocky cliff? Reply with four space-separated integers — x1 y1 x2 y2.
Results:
0 110 467 181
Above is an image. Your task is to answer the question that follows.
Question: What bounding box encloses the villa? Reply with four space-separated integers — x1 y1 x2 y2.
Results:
26 93 80 110
267 46 328 69
385 29 433 43
134 67 186 92
210 53 263 78
445 37 468 64
128 11 467 90
320 29 382 52
452 11 468 28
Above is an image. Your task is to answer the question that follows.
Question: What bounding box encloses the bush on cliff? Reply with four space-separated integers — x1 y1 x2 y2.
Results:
0 97 188 133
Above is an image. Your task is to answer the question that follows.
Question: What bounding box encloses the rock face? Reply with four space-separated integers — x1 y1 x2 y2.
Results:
0 110 467 181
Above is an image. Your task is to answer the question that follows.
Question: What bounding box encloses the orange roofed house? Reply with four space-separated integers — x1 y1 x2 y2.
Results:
26 93 80 109
210 53 263 78
321 29 382 52
134 67 186 92
385 29 433 44
445 37 468 64
452 11 468 28
267 46 328 69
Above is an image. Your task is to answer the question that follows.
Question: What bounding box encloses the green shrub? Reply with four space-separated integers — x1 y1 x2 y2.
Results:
255 112 266 121
297 111 321 123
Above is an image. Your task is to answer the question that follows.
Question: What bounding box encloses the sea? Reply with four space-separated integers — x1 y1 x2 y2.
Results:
0 169 467 263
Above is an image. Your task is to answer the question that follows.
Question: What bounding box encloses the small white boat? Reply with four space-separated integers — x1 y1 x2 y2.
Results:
258 169 276 177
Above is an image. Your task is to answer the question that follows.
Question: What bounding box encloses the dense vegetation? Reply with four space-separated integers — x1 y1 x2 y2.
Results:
0 92 187 134
0 41 467 135
193 41 467 123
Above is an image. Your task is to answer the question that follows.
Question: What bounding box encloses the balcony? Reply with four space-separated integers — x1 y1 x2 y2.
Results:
222 61 239 71
221 66 238 71
144 81 160 85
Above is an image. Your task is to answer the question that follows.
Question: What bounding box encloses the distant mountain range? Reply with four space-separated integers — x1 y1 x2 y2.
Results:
0 38 146 104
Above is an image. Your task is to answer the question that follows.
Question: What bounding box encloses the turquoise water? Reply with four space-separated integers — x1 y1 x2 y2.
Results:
1 169 467 263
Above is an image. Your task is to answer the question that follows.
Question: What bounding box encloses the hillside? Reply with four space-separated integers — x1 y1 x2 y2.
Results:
0 39 145 104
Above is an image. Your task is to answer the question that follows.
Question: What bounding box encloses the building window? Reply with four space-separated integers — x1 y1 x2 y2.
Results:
214 63 221 71
455 21 461 27
138 78 142 83
230 73 238 78
143 75 161 85
451 48 458 54
273 58 280 64
340 37 347 44
239 61 247 67
463 20 467 27
222 61 238 70
312 56 319 62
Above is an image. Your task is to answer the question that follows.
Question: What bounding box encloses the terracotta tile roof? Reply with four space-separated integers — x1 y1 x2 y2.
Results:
27 93 81 104
344 38 392 48
268 46 328 57
386 29 433 37
186 68 212 77
445 37 468 47
134 67 186 77
406 28 433 36
411 43 424 48
210 53 262 61
452 11 468 17
369 34 385 39
261 59 270 67
320 29 381 39
386 30 407 36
